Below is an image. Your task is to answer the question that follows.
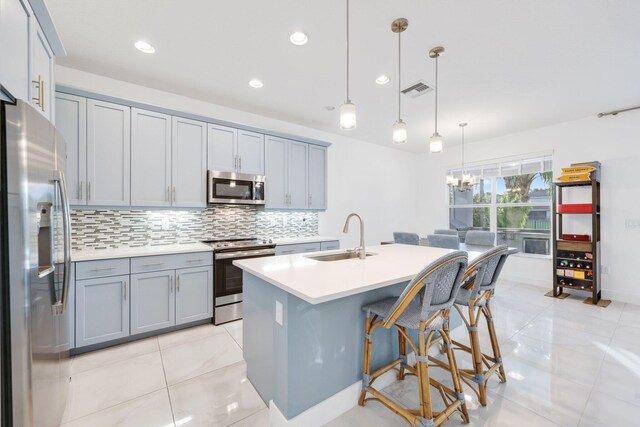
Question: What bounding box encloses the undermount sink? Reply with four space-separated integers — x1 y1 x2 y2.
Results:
305 251 377 262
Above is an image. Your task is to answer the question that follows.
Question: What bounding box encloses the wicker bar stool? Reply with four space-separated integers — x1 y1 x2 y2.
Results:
440 245 510 406
358 252 470 427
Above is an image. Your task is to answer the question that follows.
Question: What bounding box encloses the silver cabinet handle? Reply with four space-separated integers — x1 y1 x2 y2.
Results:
186 258 204 263
177 275 180 292
87 181 91 201
167 186 170 202
123 280 128 300
308 195 312 206
170 276 174 293
173 186 176 203
141 262 163 268
90 266 116 272
238 156 242 171
234 155 238 171
80 181 83 201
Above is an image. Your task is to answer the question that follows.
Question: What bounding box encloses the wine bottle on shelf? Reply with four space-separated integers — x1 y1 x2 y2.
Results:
576 262 583 269
560 260 569 267
569 262 575 268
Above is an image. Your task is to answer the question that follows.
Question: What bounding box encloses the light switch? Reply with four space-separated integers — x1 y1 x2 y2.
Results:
275 300 283 325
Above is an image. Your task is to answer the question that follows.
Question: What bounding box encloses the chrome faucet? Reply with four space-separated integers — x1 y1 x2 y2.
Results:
343 213 366 259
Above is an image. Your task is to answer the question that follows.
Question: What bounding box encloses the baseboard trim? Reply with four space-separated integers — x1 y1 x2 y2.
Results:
268 366 399 427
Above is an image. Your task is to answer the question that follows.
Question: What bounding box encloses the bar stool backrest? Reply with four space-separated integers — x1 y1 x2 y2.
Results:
393 232 420 245
383 251 468 328
434 229 458 236
463 245 510 300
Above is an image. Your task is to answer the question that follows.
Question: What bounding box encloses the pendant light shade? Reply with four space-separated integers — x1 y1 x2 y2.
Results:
392 120 407 144
429 46 445 153
340 0 356 130
391 18 408 144
430 133 443 153
340 100 357 130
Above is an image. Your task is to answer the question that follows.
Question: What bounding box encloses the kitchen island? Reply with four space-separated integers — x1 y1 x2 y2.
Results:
234 244 486 426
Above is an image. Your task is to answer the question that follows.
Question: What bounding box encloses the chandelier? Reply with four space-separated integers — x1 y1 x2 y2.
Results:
446 123 480 192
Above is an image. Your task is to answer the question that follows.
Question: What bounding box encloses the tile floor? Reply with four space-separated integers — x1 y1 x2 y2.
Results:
60 281 640 427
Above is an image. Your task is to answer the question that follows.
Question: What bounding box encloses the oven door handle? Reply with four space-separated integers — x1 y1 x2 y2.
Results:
215 248 276 260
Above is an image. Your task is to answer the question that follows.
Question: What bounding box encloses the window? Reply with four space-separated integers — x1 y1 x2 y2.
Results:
448 155 552 256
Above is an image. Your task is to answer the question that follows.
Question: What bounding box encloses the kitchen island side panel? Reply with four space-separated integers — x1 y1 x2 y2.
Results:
243 271 413 419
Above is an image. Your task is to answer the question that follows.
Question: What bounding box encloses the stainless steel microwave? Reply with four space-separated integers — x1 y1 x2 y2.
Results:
207 170 266 205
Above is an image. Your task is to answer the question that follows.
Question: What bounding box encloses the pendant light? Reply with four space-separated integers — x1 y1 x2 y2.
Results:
429 46 444 153
340 0 356 130
391 18 408 144
447 123 479 191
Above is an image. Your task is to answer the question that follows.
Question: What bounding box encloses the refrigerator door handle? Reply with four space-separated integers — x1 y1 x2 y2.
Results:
53 170 72 315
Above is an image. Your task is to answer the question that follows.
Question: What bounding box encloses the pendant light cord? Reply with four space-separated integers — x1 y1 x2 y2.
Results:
346 0 350 102
398 30 401 121
461 125 465 171
434 55 439 133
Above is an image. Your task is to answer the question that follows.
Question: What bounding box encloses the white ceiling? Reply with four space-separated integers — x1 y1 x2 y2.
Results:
48 0 640 153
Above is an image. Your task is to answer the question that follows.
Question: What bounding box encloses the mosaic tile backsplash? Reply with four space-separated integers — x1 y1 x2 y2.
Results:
71 205 319 250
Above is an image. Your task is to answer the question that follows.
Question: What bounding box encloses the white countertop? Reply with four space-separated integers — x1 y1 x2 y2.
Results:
234 244 482 305
72 242 213 262
273 236 340 245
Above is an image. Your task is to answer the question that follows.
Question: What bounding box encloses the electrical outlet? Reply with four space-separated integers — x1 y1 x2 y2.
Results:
275 300 283 325
625 219 640 229
601 265 609 275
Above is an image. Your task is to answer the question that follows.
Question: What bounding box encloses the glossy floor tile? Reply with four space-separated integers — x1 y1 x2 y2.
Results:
161 331 244 385
61 389 174 427
169 361 266 427
224 320 243 349
60 284 640 427
158 322 228 349
70 337 159 375
62 351 167 423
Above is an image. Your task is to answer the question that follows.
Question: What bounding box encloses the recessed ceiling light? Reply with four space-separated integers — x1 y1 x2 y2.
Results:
289 31 308 46
249 79 263 88
376 75 390 85
324 106 335 111
134 40 155 54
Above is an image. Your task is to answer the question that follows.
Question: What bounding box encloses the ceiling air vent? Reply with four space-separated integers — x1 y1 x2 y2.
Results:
401 80 434 98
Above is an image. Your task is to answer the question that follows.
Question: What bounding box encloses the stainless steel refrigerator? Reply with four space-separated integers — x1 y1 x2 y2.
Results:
1 99 72 426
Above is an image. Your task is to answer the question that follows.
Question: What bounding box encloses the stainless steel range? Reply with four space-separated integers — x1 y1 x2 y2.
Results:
203 237 276 324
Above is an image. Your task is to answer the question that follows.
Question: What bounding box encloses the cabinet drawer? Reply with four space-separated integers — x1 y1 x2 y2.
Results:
76 258 130 280
131 251 213 273
276 242 321 255
320 241 340 251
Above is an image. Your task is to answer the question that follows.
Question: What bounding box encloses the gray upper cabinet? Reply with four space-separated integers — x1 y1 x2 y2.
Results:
207 124 264 175
55 93 86 205
265 136 288 209
236 130 264 175
0 0 32 101
86 99 131 206
307 145 327 210
176 266 213 325
75 275 130 347
131 108 172 207
130 270 176 335
31 21 54 120
207 124 237 173
172 117 207 207
266 136 323 210
288 141 308 209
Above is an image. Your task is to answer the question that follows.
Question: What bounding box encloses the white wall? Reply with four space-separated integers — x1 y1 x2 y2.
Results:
417 111 640 304
55 66 421 249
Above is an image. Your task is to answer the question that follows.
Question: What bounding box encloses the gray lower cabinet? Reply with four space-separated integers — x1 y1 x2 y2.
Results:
75 274 130 347
276 240 340 255
130 270 176 335
176 266 213 325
